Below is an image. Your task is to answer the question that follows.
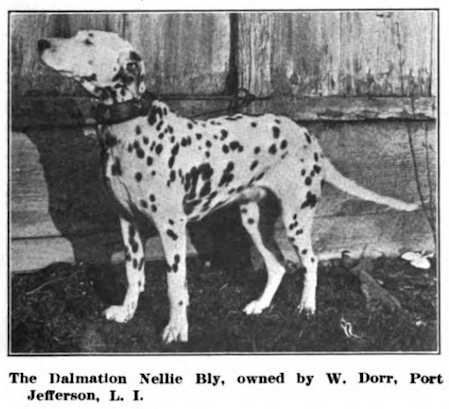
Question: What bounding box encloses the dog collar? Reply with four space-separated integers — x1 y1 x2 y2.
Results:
94 91 155 125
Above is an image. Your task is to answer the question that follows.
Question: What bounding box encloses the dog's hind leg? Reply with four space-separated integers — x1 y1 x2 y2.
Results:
240 201 286 315
281 204 319 317
104 217 145 323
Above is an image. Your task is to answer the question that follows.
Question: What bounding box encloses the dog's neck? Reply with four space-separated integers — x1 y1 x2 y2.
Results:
92 81 155 125
82 76 145 106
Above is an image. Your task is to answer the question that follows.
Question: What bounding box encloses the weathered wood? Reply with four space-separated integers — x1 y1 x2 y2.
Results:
238 11 436 97
10 12 230 96
11 121 436 272
12 96 436 131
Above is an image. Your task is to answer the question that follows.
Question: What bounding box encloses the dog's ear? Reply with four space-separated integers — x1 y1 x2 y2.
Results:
126 50 146 94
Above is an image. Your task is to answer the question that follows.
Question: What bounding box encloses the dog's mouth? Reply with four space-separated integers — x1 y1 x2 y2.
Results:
38 58 75 78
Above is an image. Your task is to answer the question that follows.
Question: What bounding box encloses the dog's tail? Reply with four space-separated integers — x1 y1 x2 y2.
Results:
322 158 420 212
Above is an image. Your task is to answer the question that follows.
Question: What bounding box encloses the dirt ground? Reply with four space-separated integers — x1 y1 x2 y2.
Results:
10 256 437 353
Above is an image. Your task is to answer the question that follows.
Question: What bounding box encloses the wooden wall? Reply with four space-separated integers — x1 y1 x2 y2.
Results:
10 11 437 272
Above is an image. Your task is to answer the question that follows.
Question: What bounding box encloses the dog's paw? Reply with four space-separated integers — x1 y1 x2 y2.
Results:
104 305 134 323
243 299 269 315
297 297 316 318
162 319 189 343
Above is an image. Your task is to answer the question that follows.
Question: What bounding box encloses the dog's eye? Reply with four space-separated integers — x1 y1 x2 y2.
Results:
127 62 137 71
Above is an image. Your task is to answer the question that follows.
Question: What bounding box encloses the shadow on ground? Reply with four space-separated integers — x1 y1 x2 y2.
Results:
10 257 437 353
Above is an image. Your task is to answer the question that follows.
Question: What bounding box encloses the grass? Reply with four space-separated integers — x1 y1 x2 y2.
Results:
10 256 437 353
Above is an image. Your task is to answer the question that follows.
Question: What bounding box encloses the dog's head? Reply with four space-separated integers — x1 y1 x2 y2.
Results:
38 30 146 102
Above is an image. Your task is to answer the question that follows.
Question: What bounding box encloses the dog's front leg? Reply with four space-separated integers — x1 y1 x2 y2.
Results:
157 217 189 343
104 217 145 323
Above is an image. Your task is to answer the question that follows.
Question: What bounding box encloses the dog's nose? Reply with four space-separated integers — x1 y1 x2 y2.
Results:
37 39 51 53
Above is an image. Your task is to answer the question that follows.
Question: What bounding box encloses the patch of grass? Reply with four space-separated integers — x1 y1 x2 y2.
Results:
10 257 437 353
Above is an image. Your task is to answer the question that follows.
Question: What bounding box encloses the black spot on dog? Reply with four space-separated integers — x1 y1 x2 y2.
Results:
149 194 155 202
305 177 312 186
269 144 277 155
220 129 228 140
296 229 303 235
206 140 212 148
142 136 149 145
148 105 163 126
301 191 318 209
156 121 164 132
229 141 243 152
313 164 321 174
140 200 148 208
187 122 193 129
167 229 178 241
168 143 180 168
169 169 176 184
196 133 202 140
135 125 141 135
301 249 308 255
280 140 288 149
274 118 281 124
222 145 229 154
181 137 192 147
314 152 319 162
133 259 138 269
136 148 145 159
110 158 122 176
218 162 235 187
146 156 153 166
250 160 258 171
254 146 261 154
305 132 312 144
135 172 142 182
158 133 164 139
151 204 157 212
199 180 212 197
301 169 306 176
168 219 175 225
155 144 163 155
251 122 257 127
272 126 280 138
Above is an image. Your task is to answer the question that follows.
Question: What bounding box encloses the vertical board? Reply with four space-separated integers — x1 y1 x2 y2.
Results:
125 13 230 94
238 11 435 96
10 12 230 96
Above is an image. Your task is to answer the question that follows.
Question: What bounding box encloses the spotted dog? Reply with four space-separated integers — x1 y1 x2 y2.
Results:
38 31 419 343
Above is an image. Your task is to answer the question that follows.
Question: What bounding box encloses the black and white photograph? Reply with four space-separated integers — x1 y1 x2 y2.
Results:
9 9 438 354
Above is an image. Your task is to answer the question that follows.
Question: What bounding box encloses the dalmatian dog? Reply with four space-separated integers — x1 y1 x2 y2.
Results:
38 30 419 343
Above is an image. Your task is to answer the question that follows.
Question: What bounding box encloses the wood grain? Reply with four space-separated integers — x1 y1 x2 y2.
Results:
238 11 436 97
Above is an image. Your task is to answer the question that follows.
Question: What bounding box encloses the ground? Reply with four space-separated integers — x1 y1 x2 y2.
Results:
10 256 437 353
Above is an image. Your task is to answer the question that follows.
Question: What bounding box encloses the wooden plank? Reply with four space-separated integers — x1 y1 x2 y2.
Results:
11 96 436 131
10 12 230 96
11 207 433 273
238 11 436 97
